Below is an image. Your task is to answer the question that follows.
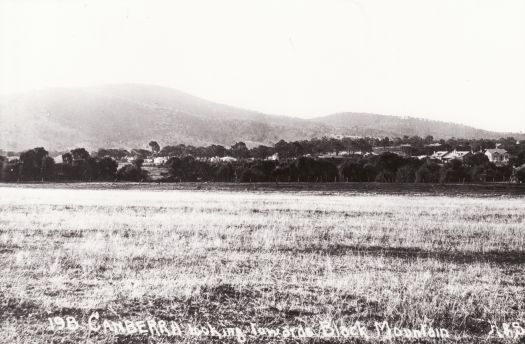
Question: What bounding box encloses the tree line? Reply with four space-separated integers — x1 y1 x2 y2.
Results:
161 153 523 183
90 136 525 164
1 146 524 183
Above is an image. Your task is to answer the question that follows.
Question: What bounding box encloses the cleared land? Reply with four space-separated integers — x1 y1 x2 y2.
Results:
0 185 523 343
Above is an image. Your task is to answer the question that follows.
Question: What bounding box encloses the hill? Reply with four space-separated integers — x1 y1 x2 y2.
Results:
311 112 521 140
0 84 522 152
0 84 329 151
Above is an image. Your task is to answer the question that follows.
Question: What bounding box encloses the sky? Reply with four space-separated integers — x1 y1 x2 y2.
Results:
1 0 524 133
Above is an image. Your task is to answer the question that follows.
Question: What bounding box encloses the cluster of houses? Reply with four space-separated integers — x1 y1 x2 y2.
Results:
428 148 510 164
123 152 280 166
23 141 511 168
4 145 512 168
133 155 240 166
316 145 511 165
118 146 511 167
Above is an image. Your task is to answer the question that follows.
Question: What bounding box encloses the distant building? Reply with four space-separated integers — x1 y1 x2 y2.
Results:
425 143 442 148
318 152 343 159
430 151 448 161
153 157 169 165
210 156 237 163
142 158 154 165
265 153 279 161
372 145 411 157
441 150 472 162
329 134 362 140
484 149 509 164
414 155 429 160
346 151 365 156
53 155 63 164
7 156 20 162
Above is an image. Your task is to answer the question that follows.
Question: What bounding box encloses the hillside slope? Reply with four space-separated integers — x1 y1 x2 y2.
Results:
1 84 522 152
311 112 519 140
0 84 328 151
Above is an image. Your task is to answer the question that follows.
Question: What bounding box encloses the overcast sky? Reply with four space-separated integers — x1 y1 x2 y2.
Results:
1 0 524 132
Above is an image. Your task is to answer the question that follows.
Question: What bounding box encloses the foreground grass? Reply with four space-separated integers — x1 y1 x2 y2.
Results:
0 186 523 343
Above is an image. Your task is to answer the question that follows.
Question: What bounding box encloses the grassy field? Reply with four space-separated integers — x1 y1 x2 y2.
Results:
0 184 523 343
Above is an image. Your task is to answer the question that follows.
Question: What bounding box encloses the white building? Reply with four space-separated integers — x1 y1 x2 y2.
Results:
484 149 509 164
153 156 169 165
210 156 237 163
220 156 237 162
265 153 279 161
53 155 63 164
430 151 448 161
441 150 472 162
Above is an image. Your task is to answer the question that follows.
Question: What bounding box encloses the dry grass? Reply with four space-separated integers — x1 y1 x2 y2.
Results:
0 185 523 343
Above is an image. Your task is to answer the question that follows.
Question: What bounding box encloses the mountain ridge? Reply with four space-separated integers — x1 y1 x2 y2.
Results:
0 84 522 151
310 112 513 140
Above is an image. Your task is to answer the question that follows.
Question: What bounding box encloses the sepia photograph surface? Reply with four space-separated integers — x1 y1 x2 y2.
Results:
0 1 524 343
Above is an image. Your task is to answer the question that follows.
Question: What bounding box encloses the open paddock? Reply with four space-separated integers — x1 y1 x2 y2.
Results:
0 185 523 343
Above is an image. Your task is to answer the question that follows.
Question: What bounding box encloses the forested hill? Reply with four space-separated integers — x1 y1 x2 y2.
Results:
0 84 522 151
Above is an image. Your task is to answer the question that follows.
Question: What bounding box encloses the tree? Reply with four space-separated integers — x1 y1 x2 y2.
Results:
415 162 441 183
376 152 406 174
215 163 235 182
133 158 144 169
509 151 525 167
41 156 55 181
96 148 130 160
62 153 73 165
1 159 21 182
516 166 525 183
291 157 338 182
230 142 249 159
464 153 489 167
375 170 395 183
362 163 377 182
97 157 118 180
274 140 293 159
395 165 417 183
165 156 212 182
239 166 268 182
339 160 365 182
250 145 274 160
159 145 186 157
71 158 96 181
440 159 470 183
19 147 49 181
70 148 90 161
131 148 151 159
116 164 147 182
149 141 160 155
380 137 391 147
206 145 227 158
470 165 487 183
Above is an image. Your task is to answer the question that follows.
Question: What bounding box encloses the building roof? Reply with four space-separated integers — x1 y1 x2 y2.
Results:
431 151 448 158
53 155 63 164
442 150 471 159
485 148 508 155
